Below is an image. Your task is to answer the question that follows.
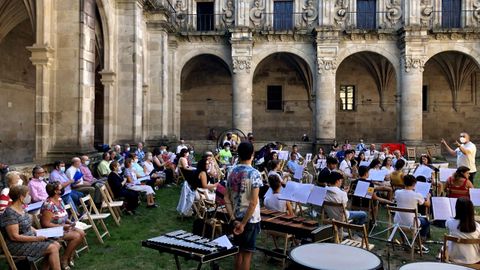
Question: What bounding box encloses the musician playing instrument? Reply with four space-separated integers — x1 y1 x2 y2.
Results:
264 175 294 216
339 150 357 180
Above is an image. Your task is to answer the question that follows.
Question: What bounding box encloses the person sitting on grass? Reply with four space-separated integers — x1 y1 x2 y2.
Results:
445 198 480 265
40 182 86 269
264 175 294 215
124 158 157 208
393 174 430 253
107 161 139 214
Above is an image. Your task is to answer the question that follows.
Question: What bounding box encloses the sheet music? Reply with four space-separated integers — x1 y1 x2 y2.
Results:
26 201 44 212
470 188 480 207
36 226 64 238
305 153 312 162
414 182 431 198
367 169 388 182
278 182 314 204
432 197 457 220
278 151 289 161
316 159 326 169
353 181 370 198
306 186 327 206
413 165 434 179
211 235 233 249
439 168 456 182
278 181 300 202
359 161 371 167
293 164 304 180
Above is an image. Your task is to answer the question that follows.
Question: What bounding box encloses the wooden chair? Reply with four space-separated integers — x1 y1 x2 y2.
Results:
0 230 42 270
263 229 296 269
332 219 374 251
406 147 416 161
442 235 480 269
320 201 349 225
65 203 90 256
99 185 123 226
79 195 111 244
386 205 423 259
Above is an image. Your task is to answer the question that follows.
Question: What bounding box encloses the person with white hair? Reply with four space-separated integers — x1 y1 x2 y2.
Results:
66 157 95 199
176 138 188 154
442 132 477 183
0 171 22 213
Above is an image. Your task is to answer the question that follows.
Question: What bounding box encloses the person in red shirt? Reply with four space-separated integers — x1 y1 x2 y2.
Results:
445 166 474 199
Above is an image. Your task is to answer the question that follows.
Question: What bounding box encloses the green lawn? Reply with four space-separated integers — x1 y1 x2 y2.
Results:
2 171 479 269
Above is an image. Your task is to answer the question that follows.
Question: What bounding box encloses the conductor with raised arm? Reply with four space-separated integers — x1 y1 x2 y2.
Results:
441 132 477 183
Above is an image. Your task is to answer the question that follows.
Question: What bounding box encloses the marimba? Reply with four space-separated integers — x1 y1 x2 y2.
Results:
141 230 238 270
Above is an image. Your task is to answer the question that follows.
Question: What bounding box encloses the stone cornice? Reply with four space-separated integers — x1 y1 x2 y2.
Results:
27 44 54 67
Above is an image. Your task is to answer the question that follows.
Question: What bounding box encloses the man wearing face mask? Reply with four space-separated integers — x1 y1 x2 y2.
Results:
50 160 84 212
67 157 95 200
80 155 105 204
442 132 477 182
218 142 233 167
0 171 25 212
28 165 49 203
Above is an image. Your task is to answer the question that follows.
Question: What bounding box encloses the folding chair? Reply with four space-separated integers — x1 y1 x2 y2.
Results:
386 205 423 260
0 231 42 270
320 201 350 225
99 185 123 226
332 219 374 251
442 235 480 269
263 228 296 268
79 195 111 244
65 203 90 255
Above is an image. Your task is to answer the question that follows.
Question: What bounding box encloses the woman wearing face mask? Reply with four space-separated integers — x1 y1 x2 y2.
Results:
40 182 85 269
107 161 139 214
124 158 158 208
0 171 24 213
143 152 163 189
49 161 84 215
1 185 62 270
28 165 49 203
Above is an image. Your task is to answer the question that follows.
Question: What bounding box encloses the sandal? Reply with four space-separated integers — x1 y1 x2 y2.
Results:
61 262 71 270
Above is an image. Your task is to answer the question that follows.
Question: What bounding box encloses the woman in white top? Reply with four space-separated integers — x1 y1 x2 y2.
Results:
264 175 293 215
312 147 327 170
267 160 288 185
445 198 480 264
381 157 395 174
124 158 157 208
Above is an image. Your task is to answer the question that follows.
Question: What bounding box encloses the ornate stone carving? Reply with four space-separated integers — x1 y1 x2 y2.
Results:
334 0 348 26
404 56 425 72
223 0 235 26
175 0 187 22
232 56 252 73
249 0 264 28
302 0 317 27
420 0 433 27
474 0 480 23
317 57 337 74
385 0 402 27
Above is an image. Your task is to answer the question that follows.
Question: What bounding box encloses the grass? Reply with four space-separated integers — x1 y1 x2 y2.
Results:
2 166 480 269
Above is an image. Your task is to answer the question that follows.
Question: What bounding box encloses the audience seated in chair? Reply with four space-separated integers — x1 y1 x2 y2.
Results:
0 172 23 213
67 157 95 201
50 160 84 214
28 166 48 203
124 158 157 208
97 152 111 178
80 155 106 204
107 161 139 215
195 157 219 201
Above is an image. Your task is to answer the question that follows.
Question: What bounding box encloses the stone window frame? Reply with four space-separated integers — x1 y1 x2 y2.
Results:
339 84 356 111
266 84 284 111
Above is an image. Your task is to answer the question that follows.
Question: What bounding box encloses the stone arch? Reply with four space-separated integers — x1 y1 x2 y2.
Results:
0 1 31 42
180 54 233 139
337 45 400 77
425 46 480 68
335 51 398 141
252 52 314 140
95 0 114 71
178 48 232 76
251 48 316 78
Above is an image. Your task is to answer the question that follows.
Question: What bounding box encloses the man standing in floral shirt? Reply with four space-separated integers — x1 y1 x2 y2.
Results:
225 142 262 270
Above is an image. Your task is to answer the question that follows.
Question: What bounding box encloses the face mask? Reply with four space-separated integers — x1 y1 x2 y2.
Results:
16 179 23 186
160 150 166 154
459 137 467 144
23 194 31 205
117 168 122 174
126 148 130 152
147 156 153 161
38 176 45 181
226 147 230 151
60 166 66 173
85 160 90 166
134 159 138 163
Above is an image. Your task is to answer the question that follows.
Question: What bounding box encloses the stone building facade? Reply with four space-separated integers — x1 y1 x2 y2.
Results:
1 0 480 164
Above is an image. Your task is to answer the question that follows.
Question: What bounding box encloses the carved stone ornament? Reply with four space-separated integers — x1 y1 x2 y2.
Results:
249 0 264 28
317 57 337 74
223 0 235 25
404 56 425 73
175 0 187 22
385 0 402 27
233 56 252 73
420 0 433 26
302 0 318 27
474 0 480 23
334 0 348 26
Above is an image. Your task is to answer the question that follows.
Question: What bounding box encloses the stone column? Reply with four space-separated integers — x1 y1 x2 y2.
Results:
400 56 424 143
99 70 116 145
230 30 253 134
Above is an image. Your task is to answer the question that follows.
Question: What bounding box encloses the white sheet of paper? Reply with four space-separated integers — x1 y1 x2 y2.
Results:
278 181 300 201
414 182 431 198
294 164 304 180
359 161 371 167
439 168 456 182
432 197 456 220
470 188 480 207
26 201 44 212
306 186 327 206
353 181 370 198
278 151 289 161
413 165 434 179
406 161 416 169
294 184 314 204
432 163 450 169
305 153 312 162
36 226 64 238
367 169 388 181
211 235 233 249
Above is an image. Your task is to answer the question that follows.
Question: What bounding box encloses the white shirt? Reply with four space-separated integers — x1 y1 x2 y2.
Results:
456 141 477 172
365 150 379 161
381 166 394 174
392 157 406 166
339 159 352 178
144 161 154 175
264 192 287 213
445 218 480 264
176 144 187 154
325 186 350 218
66 166 83 185
393 189 424 227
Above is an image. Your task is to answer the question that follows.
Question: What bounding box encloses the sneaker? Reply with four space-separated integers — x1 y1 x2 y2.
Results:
415 245 430 254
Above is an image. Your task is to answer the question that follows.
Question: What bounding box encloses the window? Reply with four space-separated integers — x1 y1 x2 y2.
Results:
422 85 428 112
196 2 214 31
357 0 376 30
273 0 293 31
442 0 461 28
267 85 283 111
339 85 355 111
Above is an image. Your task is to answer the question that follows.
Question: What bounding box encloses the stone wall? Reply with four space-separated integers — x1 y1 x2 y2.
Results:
0 20 35 164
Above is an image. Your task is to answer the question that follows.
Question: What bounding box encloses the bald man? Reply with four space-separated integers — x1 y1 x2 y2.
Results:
66 157 95 198
442 132 477 182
